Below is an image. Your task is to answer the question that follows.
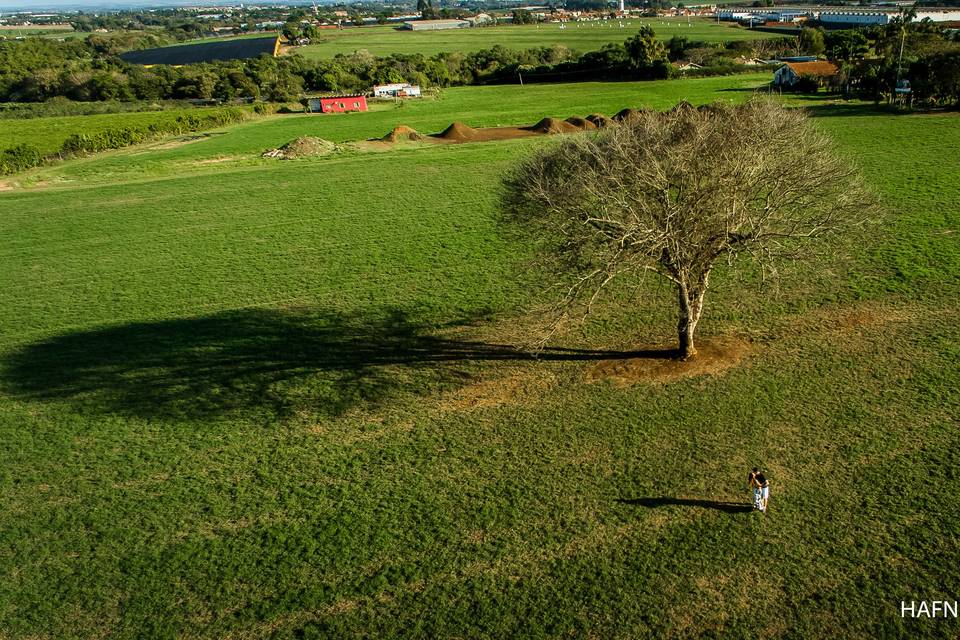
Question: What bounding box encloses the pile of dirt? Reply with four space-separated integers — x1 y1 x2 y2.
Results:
437 121 478 142
262 136 339 159
586 113 613 128
527 117 580 135
564 116 597 130
382 125 423 143
612 108 643 123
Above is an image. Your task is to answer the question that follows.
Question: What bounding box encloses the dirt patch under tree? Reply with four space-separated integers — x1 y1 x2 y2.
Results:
586 337 753 386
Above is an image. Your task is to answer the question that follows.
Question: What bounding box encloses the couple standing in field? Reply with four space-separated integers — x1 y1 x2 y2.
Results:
748 468 770 513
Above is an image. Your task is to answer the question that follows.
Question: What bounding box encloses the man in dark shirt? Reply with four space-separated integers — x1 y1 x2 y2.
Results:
748 468 760 510
755 471 770 513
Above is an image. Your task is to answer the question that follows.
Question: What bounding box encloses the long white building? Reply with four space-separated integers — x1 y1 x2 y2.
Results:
819 9 960 26
372 83 422 98
717 6 960 26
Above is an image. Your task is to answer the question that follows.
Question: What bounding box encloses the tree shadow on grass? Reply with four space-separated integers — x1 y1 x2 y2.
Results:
1 308 673 421
617 497 753 514
718 87 772 93
802 103 909 118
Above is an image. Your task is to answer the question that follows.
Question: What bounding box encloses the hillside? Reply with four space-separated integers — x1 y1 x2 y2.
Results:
0 76 958 638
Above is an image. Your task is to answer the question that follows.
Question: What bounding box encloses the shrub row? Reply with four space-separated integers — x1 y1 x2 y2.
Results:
60 107 247 155
0 144 43 176
0 107 249 176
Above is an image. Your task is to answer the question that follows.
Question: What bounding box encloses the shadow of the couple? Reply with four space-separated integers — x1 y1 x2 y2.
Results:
618 497 753 514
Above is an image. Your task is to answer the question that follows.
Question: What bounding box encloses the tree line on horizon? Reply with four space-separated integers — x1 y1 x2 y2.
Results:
0 20 957 109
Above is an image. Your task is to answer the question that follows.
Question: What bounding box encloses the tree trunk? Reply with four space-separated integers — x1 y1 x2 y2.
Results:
676 274 709 360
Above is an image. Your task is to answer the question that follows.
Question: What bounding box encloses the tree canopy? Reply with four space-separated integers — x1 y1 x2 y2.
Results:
501 99 876 357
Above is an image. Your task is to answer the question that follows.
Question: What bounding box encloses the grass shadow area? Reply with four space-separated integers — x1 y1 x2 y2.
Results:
802 102 910 118
1 308 672 421
618 497 753 514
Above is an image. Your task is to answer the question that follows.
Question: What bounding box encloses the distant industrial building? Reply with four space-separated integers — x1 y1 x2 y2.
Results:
819 9 960 25
718 6 960 26
119 36 280 66
307 95 368 114
372 83 422 98
401 19 471 31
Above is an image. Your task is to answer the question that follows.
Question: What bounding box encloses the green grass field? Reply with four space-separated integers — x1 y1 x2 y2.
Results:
293 18 769 59
0 107 250 157
1 74 769 189
1 75 958 638
0 25 73 33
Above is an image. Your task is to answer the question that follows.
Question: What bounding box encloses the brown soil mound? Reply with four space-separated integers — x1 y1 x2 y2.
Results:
527 117 580 134
438 121 478 142
565 116 597 130
262 136 339 159
586 336 752 386
382 125 423 143
612 108 643 123
586 113 613 128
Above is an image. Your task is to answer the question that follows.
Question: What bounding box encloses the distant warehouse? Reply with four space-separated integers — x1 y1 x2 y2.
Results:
401 19 471 31
119 36 281 66
818 9 960 26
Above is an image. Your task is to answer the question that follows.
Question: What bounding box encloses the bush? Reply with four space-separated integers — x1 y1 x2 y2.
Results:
0 144 43 176
793 74 821 93
253 102 276 115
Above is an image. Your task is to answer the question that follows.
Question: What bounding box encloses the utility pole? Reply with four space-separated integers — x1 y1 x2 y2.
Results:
894 25 906 87
893 24 908 105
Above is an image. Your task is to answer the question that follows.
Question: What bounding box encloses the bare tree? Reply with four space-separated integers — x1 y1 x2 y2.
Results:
501 99 876 359
749 37 790 61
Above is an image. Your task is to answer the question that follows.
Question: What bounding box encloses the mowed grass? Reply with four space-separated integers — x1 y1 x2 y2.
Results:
0 25 74 34
2 73 770 191
0 76 958 639
294 18 768 59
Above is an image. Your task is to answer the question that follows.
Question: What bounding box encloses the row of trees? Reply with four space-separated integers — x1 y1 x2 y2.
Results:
0 28 780 105
3 21 957 108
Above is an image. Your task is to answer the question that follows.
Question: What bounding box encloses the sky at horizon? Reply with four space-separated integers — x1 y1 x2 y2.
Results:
0 0 314 9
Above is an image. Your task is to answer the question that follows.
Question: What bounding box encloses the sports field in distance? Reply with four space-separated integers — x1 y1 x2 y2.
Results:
1 74 958 638
296 18 769 59
0 24 73 33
